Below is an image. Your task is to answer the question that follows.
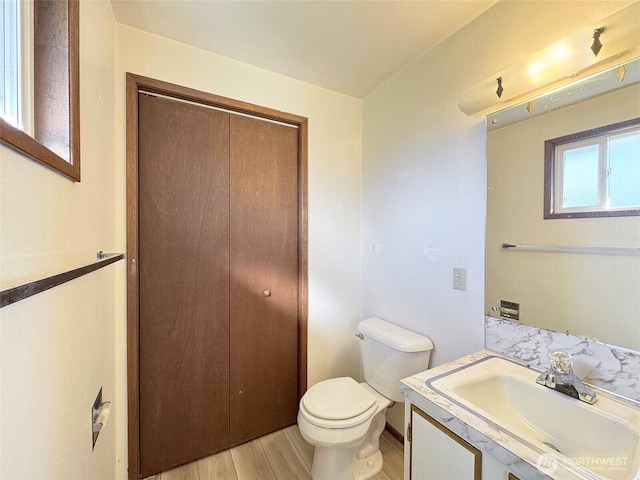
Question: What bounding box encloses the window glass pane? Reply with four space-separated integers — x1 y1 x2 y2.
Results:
0 2 4 111
608 131 640 208
562 145 600 208
1 0 20 126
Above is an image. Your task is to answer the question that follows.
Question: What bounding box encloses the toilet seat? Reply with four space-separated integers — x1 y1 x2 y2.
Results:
300 377 380 428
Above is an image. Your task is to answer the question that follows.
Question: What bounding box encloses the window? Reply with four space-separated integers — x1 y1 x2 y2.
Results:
0 0 79 181
544 118 640 218
1 0 21 127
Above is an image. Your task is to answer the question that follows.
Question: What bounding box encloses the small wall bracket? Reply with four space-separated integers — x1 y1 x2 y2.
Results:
92 388 111 450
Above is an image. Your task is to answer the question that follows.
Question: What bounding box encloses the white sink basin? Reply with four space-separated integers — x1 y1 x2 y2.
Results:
428 356 640 480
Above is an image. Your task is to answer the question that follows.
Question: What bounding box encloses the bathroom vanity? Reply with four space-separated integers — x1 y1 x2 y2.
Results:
401 350 640 480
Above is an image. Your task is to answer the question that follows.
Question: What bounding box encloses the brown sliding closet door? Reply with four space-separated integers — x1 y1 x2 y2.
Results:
138 94 231 477
136 90 301 478
229 115 299 445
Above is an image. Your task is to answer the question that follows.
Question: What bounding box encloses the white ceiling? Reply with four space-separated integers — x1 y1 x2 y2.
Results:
110 0 497 98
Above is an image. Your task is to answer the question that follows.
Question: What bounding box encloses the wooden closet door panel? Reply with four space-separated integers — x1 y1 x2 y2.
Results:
229 115 299 445
138 94 230 477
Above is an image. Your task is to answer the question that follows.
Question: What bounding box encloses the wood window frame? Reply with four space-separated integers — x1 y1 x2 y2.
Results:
125 73 308 479
543 117 640 219
0 0 80 181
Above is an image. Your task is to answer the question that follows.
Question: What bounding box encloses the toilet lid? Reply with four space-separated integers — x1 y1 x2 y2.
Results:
302 377 377 420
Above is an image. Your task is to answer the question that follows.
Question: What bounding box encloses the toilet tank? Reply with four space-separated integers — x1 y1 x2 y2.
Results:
357 317 433 402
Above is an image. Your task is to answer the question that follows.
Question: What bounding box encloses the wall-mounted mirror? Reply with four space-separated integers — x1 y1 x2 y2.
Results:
486 57 640 351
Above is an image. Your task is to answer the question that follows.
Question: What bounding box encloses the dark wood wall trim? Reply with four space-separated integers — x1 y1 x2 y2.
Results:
125 74 141 480
126 73 308 480
0 254 123 308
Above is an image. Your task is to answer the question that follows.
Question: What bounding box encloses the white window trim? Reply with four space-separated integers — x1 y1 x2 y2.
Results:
20 0 34 136
554 135 608 215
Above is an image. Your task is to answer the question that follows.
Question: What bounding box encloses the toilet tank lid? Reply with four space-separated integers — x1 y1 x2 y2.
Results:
357 317 433 352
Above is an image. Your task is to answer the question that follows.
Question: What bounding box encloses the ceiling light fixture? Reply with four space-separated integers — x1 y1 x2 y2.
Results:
591 27 605 56
458 3 639 116
496 77 504 98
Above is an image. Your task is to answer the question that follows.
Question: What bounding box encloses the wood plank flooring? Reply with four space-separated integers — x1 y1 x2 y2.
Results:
157 425 404 480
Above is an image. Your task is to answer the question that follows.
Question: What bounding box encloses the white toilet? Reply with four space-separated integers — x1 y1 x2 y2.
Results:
297 317 433 480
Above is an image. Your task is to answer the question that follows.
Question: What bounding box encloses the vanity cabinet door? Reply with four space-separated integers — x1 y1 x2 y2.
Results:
409 404 481 479
406 403 522 480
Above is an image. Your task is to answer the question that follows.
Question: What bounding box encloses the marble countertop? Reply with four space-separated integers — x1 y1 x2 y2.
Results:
400 349 624 480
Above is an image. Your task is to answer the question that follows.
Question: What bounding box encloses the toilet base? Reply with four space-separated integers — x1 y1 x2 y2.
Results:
310 445 383 480
353 449 383 480
306 409 388 480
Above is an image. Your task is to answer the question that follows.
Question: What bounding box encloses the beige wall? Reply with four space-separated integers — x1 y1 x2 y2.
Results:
486 84 640 349
0 1 119 478
114 23 363 478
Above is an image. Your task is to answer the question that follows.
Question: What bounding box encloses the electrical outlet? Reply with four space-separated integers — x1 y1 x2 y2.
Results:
453 267 466 291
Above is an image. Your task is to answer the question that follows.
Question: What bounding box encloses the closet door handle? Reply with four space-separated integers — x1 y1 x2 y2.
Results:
263 290 271 297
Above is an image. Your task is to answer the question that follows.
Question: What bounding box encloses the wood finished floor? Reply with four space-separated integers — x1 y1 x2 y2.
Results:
157 426 404 480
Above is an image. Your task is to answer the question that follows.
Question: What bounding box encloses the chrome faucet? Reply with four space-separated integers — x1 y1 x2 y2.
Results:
536 351 597 405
